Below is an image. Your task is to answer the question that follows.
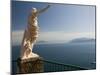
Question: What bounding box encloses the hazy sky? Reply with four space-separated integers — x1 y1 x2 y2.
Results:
12 1 95 45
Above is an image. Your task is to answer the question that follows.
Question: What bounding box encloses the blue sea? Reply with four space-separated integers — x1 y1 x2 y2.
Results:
12 42 96 73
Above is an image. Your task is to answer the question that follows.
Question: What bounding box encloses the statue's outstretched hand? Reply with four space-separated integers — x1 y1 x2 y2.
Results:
38 4 51 14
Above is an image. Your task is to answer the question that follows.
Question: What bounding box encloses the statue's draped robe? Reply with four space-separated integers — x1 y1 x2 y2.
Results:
21 9 39 59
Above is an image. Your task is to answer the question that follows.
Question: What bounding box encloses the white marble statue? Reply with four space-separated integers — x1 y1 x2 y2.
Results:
20 5 50 59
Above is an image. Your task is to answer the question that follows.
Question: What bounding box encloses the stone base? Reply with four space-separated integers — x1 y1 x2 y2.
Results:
17 57 44 74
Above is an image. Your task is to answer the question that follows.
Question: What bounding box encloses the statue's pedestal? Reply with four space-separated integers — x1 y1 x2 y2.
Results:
17 57 44 74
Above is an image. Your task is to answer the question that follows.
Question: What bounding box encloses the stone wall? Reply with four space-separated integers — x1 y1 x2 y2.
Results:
17 57 44 74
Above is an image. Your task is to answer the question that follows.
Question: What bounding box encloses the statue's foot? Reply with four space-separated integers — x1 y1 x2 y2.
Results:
21 52 39 60
30 52 39 58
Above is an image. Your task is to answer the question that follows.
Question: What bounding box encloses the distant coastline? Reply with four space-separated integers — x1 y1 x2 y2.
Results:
36 38 95 45
69 38 95 43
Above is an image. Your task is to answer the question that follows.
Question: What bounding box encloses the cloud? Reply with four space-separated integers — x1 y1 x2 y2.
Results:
12 30 95 46
12 30 24 46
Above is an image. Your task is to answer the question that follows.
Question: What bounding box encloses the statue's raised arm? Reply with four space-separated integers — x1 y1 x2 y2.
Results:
38 5 50 14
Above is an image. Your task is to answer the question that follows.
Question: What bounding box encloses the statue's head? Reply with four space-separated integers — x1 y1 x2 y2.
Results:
32 8 37 13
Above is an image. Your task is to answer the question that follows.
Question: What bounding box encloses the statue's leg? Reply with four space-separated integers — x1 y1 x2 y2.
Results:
26 48 31 57
30 36 37 48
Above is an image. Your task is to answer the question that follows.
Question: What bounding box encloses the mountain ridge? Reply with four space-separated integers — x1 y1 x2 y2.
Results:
69 38 95 43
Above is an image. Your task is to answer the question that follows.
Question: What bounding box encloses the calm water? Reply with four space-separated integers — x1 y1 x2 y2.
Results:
12 42 96 73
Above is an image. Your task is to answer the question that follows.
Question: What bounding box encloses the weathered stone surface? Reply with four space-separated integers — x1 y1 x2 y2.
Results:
17 57 44 74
